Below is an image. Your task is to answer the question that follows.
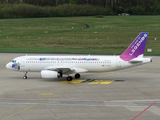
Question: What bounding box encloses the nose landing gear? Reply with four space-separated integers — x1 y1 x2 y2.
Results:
23 72 28 79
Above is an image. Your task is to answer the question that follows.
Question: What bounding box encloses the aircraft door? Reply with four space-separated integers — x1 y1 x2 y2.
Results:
21 57 25 67
57 60 63 66
116 57 121 67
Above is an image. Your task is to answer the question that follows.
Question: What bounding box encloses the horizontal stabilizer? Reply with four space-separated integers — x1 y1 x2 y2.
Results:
129 57 152 64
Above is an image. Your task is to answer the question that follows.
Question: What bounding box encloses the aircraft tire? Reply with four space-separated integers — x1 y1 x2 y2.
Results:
23 76 27 79
67 76 72 81
75 73 80 79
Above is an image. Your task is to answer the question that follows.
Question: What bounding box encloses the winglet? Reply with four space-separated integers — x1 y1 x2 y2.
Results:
120 32 149 61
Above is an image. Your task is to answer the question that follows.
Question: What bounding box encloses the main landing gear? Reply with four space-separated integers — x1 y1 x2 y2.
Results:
23 72 27 79
67 76 72 81
75 73 80 79
58 70 63 78
66 73 81 81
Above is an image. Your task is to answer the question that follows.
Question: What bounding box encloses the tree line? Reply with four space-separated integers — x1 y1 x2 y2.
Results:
0 0 160 18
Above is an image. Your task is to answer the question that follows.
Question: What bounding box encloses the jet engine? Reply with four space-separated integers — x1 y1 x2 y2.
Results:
41 70 61 78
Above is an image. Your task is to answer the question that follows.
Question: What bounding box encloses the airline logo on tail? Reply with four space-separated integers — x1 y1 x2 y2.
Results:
120 32 148 61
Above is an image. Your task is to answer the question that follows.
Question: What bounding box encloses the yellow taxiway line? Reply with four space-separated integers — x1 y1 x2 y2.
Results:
60 79 85 84
89 80 114 85
1 85 80 120
60 79 114 85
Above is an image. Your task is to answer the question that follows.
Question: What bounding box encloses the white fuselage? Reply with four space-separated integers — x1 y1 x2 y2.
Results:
7 55 150 74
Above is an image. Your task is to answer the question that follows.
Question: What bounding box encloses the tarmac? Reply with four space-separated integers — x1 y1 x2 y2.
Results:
0 53 160 120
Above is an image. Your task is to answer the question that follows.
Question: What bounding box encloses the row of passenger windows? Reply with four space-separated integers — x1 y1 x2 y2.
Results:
26 61 111 64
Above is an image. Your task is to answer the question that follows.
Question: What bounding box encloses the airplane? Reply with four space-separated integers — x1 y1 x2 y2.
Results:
6 32 152 81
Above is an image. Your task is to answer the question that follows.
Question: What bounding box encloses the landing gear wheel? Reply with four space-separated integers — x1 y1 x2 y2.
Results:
23 76 27 79
67 76 73 81
75 73 80 79
23 72 28 79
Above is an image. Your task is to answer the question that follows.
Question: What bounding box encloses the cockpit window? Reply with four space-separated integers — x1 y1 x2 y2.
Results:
12 60 16 63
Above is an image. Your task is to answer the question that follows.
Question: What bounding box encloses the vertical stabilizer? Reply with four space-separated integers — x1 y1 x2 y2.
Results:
120 32 148 61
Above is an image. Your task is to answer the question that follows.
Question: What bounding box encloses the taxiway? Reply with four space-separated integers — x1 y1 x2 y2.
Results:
0 53 160 120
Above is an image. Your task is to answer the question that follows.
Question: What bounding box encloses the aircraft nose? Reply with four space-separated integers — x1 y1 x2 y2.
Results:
6 62 12 69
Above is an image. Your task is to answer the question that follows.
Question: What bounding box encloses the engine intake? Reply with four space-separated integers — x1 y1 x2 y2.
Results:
41 70 61 78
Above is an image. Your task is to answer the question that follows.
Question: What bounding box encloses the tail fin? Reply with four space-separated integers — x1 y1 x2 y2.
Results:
120 32 149 61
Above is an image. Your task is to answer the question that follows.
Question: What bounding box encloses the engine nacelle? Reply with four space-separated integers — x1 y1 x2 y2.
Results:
41 70 61 78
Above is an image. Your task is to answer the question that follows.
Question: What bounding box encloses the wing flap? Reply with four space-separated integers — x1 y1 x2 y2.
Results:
72 67 88 73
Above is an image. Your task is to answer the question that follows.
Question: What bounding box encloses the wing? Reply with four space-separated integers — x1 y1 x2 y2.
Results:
44 66 88 74
44 66 72 74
